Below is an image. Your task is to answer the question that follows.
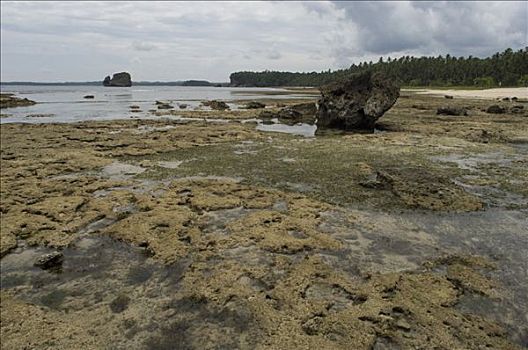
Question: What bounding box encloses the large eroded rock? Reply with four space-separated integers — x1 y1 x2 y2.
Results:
103 72 132 87
316 71 400 131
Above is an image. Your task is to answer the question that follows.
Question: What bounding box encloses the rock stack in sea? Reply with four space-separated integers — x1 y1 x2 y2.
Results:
103 72 132 87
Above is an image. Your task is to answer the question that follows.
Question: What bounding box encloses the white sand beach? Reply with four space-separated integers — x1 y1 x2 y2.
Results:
408 87 527 99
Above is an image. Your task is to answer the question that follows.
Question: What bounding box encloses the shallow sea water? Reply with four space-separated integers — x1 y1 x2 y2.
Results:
0 85 313 123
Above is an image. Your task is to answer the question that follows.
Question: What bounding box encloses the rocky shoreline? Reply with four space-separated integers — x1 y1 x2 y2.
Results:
1 91 527 349
0 93 36 109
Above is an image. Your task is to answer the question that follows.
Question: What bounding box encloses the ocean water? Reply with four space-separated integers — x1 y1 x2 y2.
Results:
0 85 313 124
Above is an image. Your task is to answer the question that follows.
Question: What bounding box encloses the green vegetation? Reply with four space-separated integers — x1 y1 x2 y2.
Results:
230 48 528 87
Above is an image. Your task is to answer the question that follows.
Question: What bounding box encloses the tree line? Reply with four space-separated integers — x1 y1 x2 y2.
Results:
229 48 528 88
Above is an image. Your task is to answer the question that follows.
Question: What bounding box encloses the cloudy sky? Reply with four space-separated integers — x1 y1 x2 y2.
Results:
1 1 526 82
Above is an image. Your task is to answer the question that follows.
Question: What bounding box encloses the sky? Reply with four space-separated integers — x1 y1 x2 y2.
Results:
1 1 526 82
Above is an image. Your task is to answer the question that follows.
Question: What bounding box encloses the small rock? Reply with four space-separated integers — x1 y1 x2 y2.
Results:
26 114 55 118
34 251 64 270
444 95 453 99
510 106 525 114
157 103 174 110
511 97 518 101
0 93 37 108
178 104 188 109
203 100 229 110
501 97 510 101
395 318 412 332
486 105 506 114
83 95 95 99
130 105 140 109
437 106 468 116
244 101 266 109
372 336 400 350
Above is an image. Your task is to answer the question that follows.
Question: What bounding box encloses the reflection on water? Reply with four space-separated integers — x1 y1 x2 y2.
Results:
256 121 317 137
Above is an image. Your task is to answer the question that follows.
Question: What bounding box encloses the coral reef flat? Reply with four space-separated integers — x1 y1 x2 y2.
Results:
1 91 527 349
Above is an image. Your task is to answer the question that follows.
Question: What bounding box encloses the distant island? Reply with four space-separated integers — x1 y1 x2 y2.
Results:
0 80 229 87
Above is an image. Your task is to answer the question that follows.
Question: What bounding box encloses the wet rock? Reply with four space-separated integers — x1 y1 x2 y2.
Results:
103 72 132 87
0 93 36 109
244 101 266 109
372 336 400 350
359 172 388 189
157 103 174 110
290 102 317 115
34 251 64 271
202 100 229 110
83 95 95 99
302 316 324 335
395 318 412 332
259 102 317 124
437 106 468 116
110 294 130 313
316 71 400 131
510 105 524 114
486 105 506 114
25 114 55 118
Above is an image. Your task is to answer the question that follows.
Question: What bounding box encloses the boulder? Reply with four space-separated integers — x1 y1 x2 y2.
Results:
486 105 506 114
437 106 468 116
103 72 132 87
316 71 400 131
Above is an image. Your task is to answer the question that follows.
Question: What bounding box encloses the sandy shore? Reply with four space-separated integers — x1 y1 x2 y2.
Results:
408 87 527 100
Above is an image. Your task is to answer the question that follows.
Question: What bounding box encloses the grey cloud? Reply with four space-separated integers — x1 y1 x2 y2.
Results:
333 1 527 58
266 50 282 60
1 1 525 82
